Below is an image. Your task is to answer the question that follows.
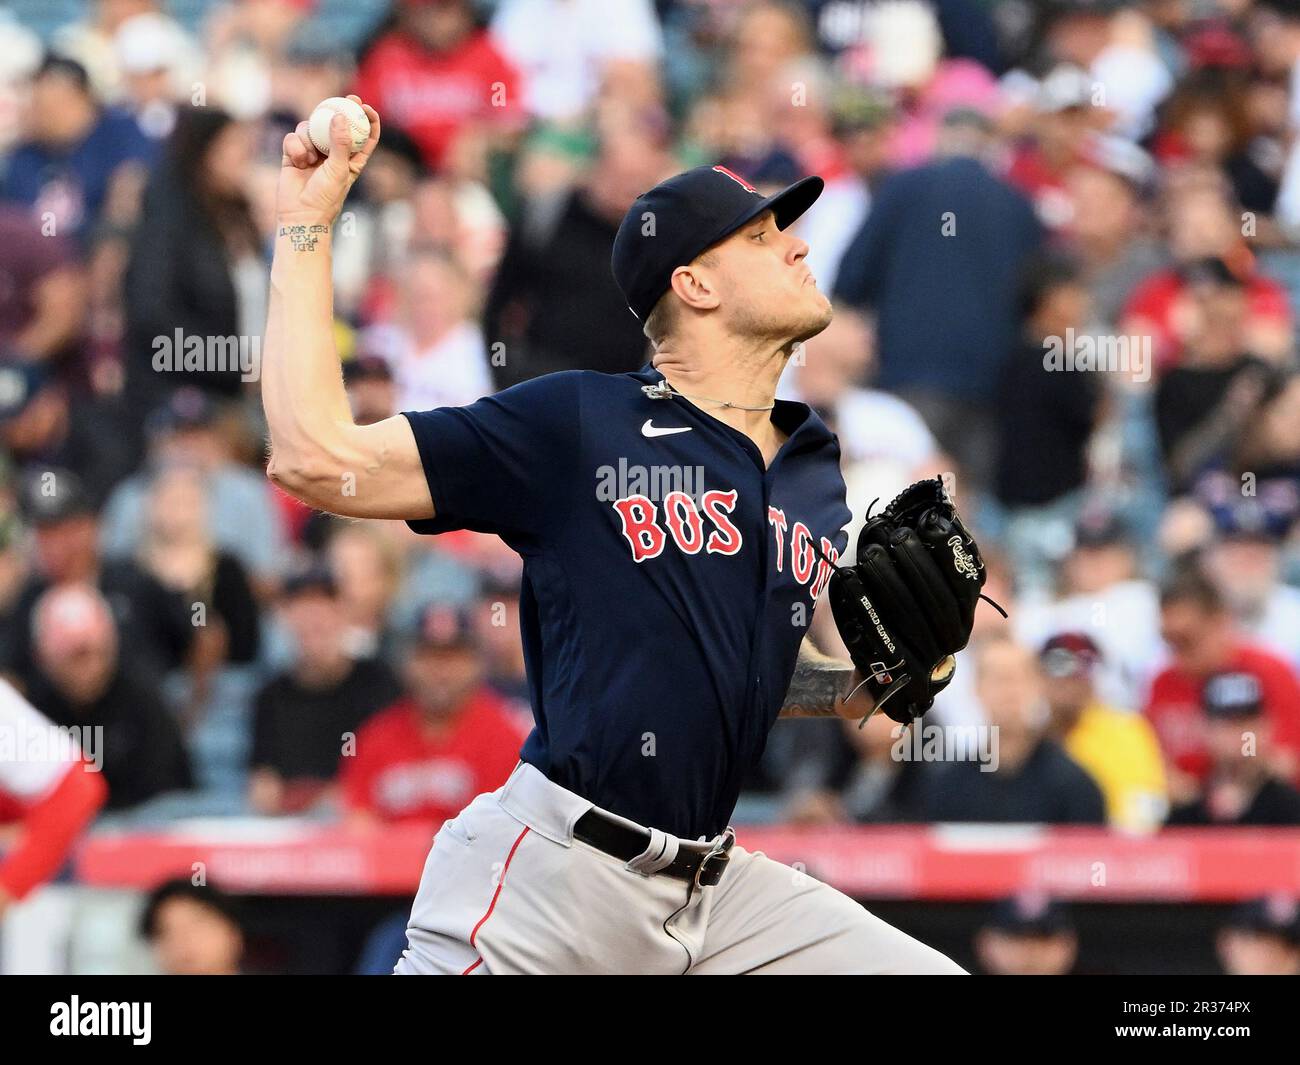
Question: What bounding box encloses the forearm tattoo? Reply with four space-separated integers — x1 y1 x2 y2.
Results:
779 641 854 718
278 223 330 251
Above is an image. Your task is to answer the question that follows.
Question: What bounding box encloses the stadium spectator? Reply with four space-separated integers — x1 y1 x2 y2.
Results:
329 126 428 321
1038 632 1168 833
850 0 1000 167
974 895 1079 976
122 107 262 411
0 678 107 914
360 249 492 412
1062 138 1165 330
1014 507 1164 712
835 711 926 824
325 522 403 661
0 363 134 504
342 354 399 427
483 124 669 386
797 86 895 295
1235 374 1300 497
833 108 1042 491
1154 69 1280 219
1121 173 1293 370
139 878 245 976
136 464 262 668
341 604 525 827
922 638 1106 824
51 1 199 108
112 12 202 144
1 468 194 689
1216 895 1300 976
99 388 288 591
471 566 529 707
1147 566 1300 798
1199 483 1300 669
490 0 662 125
0 204 86 366
1006 64 1105 231
806 0 1003 76
0 55 155 239
785 335 940 535
351 0 523 172
1152 257 1279 494
994 253 1104 591
1166 669 1300 825
249 566 401 816
28 583 191 811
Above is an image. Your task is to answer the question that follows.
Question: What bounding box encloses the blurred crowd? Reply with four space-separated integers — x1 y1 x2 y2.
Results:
132 877 1300 975
4 0 1300 938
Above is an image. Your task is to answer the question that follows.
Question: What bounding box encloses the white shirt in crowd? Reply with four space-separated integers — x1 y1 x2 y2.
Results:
491 0 662 122
363 321 494 413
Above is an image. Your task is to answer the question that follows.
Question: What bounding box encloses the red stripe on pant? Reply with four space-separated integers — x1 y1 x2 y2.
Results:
461 826 531 975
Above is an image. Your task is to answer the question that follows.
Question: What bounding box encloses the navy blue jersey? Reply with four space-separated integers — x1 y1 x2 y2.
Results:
402 365 851 839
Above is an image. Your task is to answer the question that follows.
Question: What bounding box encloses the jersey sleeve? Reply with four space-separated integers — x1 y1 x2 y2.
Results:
0 680 79 802
400 371 581 549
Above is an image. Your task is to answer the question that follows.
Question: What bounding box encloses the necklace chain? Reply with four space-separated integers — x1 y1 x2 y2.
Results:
641 379 775 412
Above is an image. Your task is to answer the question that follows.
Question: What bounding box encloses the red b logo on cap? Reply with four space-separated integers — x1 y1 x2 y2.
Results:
712 166 757 193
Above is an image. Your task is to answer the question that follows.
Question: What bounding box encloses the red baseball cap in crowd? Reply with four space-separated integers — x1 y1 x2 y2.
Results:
1038 632 1102 678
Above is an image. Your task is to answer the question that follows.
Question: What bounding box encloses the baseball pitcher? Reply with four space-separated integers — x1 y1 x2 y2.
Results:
264 100 990 974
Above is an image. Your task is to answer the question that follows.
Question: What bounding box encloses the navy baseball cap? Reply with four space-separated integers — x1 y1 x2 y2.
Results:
986 894 1074 936
611 165 824 321
1202 670 1265 718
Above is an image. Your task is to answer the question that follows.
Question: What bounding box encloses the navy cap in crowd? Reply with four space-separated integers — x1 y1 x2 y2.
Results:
146 386 217 437
281 562 338 600
1224 895 1300 944
611 164 823 321
985 894 1075 936
21 468 93 526
1209 495 1298 543
1202 670 1265 719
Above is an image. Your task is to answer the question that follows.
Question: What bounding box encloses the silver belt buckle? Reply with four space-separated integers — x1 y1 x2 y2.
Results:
693 826 736 890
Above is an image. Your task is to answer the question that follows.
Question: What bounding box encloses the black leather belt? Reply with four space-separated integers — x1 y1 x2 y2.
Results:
573 809 734 887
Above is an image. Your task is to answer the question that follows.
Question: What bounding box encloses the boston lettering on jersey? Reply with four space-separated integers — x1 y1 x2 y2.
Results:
611 492 838 602
402 365 851 839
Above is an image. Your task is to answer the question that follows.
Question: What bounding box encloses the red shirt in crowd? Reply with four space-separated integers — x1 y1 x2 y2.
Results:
341 688 525 824
351 29 522 169
1121 262 1291 371
1144 642 1300 784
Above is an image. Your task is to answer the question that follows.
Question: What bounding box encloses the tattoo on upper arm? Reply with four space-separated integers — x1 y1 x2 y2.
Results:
780 642 853 718
278 223 329 252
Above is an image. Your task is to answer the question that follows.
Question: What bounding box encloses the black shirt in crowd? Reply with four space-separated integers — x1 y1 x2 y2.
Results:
0 560 195 691
1166 777 1300 827
250 656 403 782
994 338 1101 508
921 738 1107 824
483 187 650 388
1154 355 1274 494
32 667 192 811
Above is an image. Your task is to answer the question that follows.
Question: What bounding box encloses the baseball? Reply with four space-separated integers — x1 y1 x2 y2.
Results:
307 96 370 155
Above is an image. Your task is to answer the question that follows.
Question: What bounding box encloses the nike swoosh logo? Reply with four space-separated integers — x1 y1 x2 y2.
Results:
641 420 693 438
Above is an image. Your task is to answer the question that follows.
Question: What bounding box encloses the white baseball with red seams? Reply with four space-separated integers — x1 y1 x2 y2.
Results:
307 97 370 155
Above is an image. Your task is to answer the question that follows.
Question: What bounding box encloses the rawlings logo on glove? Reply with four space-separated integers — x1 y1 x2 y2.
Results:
826 477 1004 726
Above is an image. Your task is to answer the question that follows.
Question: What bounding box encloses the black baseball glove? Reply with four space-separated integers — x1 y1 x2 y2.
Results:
826 477 1001 725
